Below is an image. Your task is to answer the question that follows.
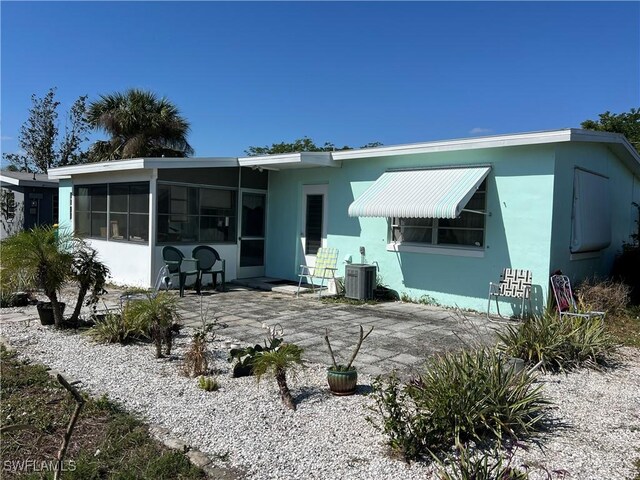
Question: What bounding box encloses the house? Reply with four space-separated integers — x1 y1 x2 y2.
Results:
47 129 640 316
0 171 59 239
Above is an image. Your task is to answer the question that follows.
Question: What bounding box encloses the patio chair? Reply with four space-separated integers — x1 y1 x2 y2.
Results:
192 246 226 292
162 246 200 297
487 268 532 319
550 274 606 321
297 247 339 298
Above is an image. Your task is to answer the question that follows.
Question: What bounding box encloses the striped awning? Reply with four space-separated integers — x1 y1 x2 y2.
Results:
347 166 491 218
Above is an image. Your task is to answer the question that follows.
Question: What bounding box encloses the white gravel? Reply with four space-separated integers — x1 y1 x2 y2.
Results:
1 314 639 480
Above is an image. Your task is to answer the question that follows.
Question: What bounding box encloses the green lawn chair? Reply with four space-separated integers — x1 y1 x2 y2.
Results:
297 247 339 298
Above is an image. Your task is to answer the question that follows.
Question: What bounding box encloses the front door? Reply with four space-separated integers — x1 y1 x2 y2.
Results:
237 191 267 278
300 184 328 269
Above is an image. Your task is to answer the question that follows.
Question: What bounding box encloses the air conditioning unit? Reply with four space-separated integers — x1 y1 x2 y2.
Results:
344 264 376 300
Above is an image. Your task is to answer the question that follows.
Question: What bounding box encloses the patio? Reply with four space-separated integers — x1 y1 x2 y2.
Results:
157 284 502 377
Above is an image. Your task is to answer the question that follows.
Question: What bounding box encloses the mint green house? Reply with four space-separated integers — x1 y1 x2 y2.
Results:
49 129 640 317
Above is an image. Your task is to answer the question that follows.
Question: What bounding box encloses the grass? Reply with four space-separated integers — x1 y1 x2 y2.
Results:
0 346 205 480
605 306 640 348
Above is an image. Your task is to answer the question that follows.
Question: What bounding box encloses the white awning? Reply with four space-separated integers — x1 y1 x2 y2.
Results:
347 166 491 218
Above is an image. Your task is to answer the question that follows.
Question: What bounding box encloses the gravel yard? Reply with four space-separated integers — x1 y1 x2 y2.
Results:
1 315 639 480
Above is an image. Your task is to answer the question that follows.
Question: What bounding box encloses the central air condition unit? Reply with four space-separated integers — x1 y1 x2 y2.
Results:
344 264 376 300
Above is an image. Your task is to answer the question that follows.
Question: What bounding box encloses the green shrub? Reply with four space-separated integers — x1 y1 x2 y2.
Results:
435 442 529 480
198 376 219 392
369 348 547 461
497 312 616 372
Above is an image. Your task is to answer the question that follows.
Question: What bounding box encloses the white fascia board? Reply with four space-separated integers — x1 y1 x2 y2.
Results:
0 176 20 186
48 157 240 179
0 175 58 187
238 152 337 168
331 129 575 161
48 159 146 178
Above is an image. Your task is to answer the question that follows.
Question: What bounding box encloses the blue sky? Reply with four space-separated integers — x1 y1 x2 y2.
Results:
1 1 639 161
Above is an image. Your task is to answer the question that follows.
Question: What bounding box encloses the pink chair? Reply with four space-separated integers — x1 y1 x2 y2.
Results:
550 274 605 321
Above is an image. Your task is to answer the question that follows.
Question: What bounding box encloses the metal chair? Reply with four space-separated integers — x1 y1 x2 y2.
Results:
192 246 226 292
487 268 532 319
297 247 339 298
550 274 606 321
162 246 199 297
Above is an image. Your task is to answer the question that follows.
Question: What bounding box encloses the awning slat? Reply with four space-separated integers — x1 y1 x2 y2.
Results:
347 166 491 218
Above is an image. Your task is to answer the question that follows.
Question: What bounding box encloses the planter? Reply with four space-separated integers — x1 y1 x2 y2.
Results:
36 302 65 326
327 368 358 396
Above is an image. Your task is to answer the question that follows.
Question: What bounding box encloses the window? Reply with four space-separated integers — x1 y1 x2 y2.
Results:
391 180 487 248
157 184 236 243
74 183 149 242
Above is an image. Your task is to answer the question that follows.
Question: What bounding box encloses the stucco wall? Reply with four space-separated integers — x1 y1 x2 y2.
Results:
266 144 556 315
550 143 640 285
58 179 73 232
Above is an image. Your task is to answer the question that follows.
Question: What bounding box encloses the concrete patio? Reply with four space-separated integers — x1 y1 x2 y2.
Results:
173 283 505 378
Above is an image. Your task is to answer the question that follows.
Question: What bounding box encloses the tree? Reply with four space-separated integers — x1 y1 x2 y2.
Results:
244 137 383 156
3 88 89 173
86 89 194 161
581 107 640 154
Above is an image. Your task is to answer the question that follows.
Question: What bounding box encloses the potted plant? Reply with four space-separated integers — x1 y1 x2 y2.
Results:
1 226 75 328
324 325 374 395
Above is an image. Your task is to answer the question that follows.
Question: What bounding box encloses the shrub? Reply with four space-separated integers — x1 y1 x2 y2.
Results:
435 442 529 480
252 343 304 411
198 376 219 392
88 311 147 344
369 348 547 461
574 278 630 316
183 323 215 377
497 312 616 372
124 293 181 358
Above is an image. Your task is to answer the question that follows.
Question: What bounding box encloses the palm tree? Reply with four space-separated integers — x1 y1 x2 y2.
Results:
252 343 304 411
86 89 194 161
1 226 76 328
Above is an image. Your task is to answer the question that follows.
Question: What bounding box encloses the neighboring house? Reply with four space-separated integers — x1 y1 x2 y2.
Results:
48 129 640 316
0 171 59 239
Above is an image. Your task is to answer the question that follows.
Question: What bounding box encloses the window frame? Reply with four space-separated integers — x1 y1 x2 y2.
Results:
73 182 150 244
388 179 488 255
156 181 238 245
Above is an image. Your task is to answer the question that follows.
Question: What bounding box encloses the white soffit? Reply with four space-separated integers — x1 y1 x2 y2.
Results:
348 166 491 218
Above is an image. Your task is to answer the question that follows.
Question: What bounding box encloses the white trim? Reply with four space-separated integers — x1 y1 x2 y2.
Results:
238 152 337 170
47 157 238 178
387 242 485 258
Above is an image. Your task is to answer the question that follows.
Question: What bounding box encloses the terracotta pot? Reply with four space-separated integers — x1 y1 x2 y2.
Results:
327 368 358 396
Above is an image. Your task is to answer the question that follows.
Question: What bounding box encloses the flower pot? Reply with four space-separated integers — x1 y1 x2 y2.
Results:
36 302 65 326
327 368 358 396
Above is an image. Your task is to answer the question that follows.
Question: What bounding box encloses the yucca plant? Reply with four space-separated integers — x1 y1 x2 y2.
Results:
123 292 181 358
435 441 530 480
370 348 547 461
0 226 77 328
252 343 304 411
497 312 616 372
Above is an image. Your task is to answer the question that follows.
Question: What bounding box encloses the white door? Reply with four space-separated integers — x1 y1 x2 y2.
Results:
237 190 267 278
300 184 328 269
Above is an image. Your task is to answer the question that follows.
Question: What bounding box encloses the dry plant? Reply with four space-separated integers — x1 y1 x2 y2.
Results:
575 277 630 316
183 298 217 377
